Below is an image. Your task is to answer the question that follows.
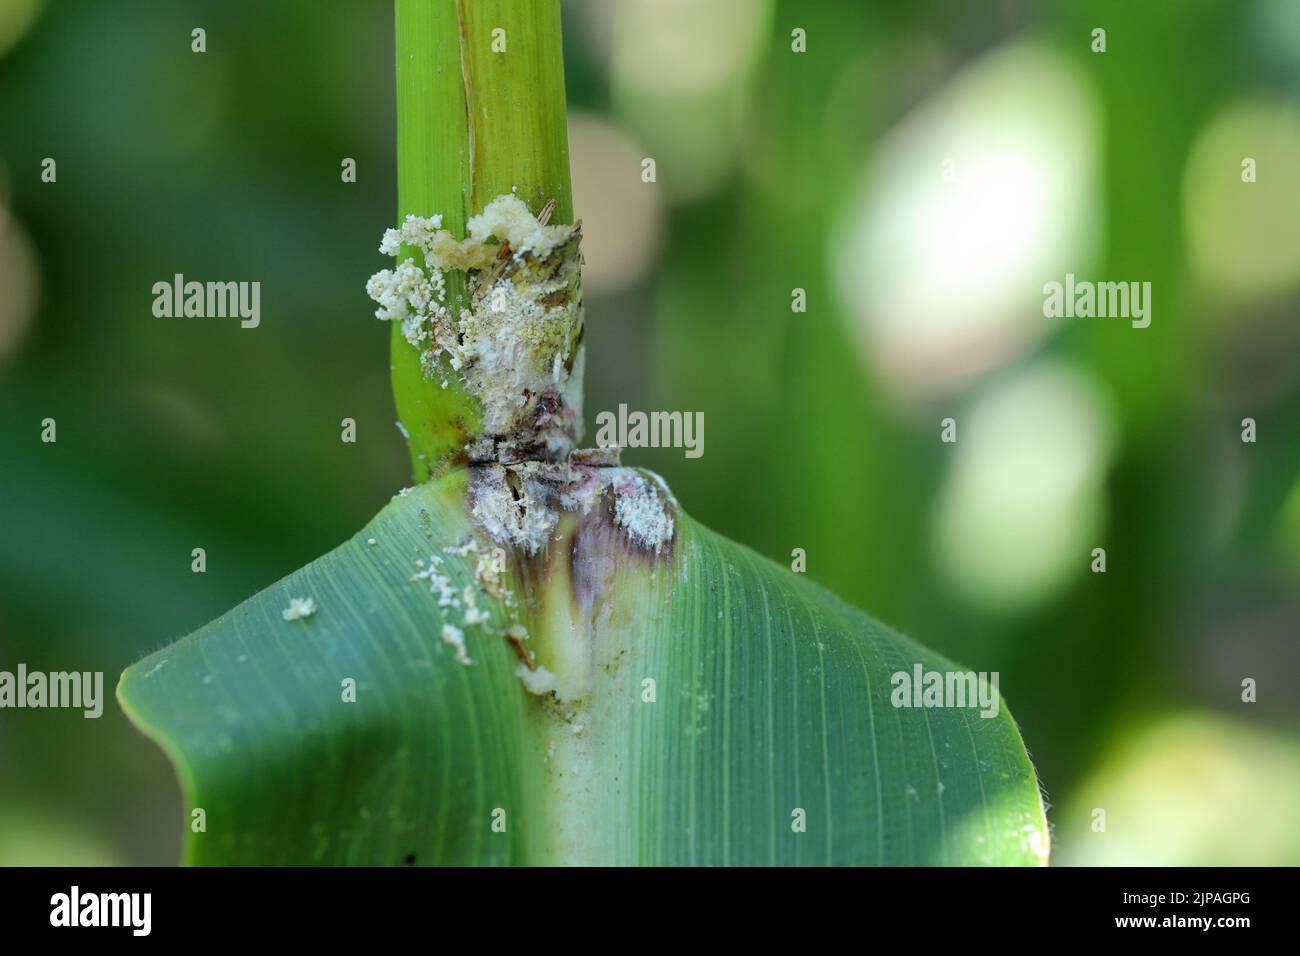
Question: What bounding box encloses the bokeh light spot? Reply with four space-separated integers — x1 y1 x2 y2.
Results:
1057 715 1300 866
932 361 1117 614
1183 98 1300 299
568 113 663 295
831 42 1100 399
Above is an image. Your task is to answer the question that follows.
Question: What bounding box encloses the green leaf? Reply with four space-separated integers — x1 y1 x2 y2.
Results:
119 470 1047 865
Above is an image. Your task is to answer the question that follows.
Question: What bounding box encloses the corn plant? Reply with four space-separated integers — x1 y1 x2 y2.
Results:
117 0 1048 866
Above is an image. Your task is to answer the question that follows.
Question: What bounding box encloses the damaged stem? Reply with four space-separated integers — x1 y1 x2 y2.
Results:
392 0 577 480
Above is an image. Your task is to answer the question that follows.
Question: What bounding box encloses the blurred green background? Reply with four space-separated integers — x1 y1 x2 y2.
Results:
2 0 1297 866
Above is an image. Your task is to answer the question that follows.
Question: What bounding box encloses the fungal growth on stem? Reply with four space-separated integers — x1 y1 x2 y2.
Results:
368 194 585 466
369 188 673 598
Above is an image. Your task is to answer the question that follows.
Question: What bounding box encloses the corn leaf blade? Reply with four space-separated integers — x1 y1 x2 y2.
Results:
119 470 1047 865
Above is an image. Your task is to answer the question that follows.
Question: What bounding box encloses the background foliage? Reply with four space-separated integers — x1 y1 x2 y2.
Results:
1 0 1297 865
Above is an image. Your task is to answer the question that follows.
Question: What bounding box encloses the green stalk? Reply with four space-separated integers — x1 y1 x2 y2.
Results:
392 0 575 481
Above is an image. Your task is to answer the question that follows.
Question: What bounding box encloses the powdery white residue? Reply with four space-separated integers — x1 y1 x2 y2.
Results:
410 559 460 608
281 597 317 621
366 259 449 352
461 585 491 627
440 624 473 666
470 464 559 556
514 663 557 696
555 468 605 515
469 462 675 556
475 550 509 601
456 275 576 436
466 195 574 260
377 198 571 274
610 472 674 554
366 195 583 452
378 213 444 257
